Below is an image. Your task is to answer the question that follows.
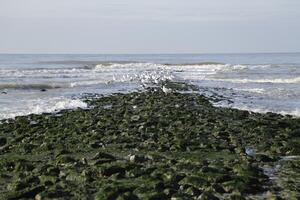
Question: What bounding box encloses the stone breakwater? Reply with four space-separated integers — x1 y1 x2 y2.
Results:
0 81 300 199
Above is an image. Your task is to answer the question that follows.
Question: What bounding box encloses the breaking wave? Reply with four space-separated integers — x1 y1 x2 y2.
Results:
1 58 300 119
0 83 63 90
0 97 87 120
213 77 300 84
228 105 300 117
234 88 266 94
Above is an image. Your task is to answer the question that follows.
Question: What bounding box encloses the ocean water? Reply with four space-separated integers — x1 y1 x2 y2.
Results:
0 53 300 119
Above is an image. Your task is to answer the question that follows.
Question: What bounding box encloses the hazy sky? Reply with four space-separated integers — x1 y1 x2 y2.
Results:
1 0 300 53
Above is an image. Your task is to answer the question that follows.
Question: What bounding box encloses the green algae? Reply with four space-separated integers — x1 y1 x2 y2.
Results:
0 81 300 199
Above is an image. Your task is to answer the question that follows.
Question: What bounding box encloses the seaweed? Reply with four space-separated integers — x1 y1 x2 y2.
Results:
0 81 299 199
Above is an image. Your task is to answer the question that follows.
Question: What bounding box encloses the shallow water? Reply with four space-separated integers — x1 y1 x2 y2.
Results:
0 53 300 119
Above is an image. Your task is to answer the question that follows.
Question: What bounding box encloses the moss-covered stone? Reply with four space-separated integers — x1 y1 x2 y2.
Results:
0 81 299 199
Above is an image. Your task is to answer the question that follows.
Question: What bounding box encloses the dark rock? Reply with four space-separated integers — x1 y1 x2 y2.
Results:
6 185 45 200
197 191 219 200
291 129 300 137
0 137 7 146
0 80 299 199
101 165 126 177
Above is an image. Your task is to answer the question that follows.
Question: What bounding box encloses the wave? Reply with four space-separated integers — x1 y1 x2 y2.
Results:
91 63 257 78
228 105 300 117
0 62 272 78
0 97 87 120
234 88 266 94
36 60 138 65
69 80 109 87
213 77 300 84
0 83 63 90
165 62 225 66
0 68 93 78
93 62 165 70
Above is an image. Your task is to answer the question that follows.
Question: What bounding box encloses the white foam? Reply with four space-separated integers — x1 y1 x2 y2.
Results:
0 68 92 78
223 104 300 117
0 97 87 120
212 77 300 84
94 63 251 75
69 80 108 87
1 62 300 120
94 63 166 71
279 108 300 117
234 88 266 94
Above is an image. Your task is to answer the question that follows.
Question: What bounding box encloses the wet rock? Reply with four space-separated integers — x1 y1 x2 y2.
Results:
39 175 57 186
56 155 77 164
92 151 116 160
0 137 7 146
291 129 300 137
14 160 35 172
184 186 202 196
222 180 246 193
129 154 148 163
179 176 207 188
135 191 168 200
6 185 45 200
227 192 246 200
254 154 277 162
101 165 126 177
1 80 300 199
197 191 219 200
116 192 139 200
65 172 86 183
163 188 177 196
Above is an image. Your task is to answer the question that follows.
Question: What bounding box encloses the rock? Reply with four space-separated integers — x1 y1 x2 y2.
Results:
135 191 168 200
66 172 86 183
6 185 45 199
101 165 126 177
179 176 207 188
116 192 139 200
163 188 177 196
197 191 219 200
254 154 277 162
0 137 7 146
131 115 140 121
291 129 300 137
56 155 77 164
184 186 202 196
1 80 300 198
39 175 57 186
228 192 246 200
222 180 246 193
129 154 147 163
35 194 42 200
92 152 116 160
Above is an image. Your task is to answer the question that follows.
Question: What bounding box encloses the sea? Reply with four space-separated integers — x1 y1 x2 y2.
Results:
0 53 300 120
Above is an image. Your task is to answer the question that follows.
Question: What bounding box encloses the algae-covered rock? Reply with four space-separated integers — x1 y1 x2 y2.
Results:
5 185 45 200
197 191 219 200
0 137 7 146
0 80 300 199
179 176 207 189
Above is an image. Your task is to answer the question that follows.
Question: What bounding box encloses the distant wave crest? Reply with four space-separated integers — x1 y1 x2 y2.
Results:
0 83 62 90
0 97 87 120
214 77 300 84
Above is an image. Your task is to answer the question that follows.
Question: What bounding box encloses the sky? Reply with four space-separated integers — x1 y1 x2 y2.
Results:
0 0 300 54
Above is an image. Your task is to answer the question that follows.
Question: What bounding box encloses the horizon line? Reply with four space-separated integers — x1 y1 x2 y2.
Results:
0 51 300 55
